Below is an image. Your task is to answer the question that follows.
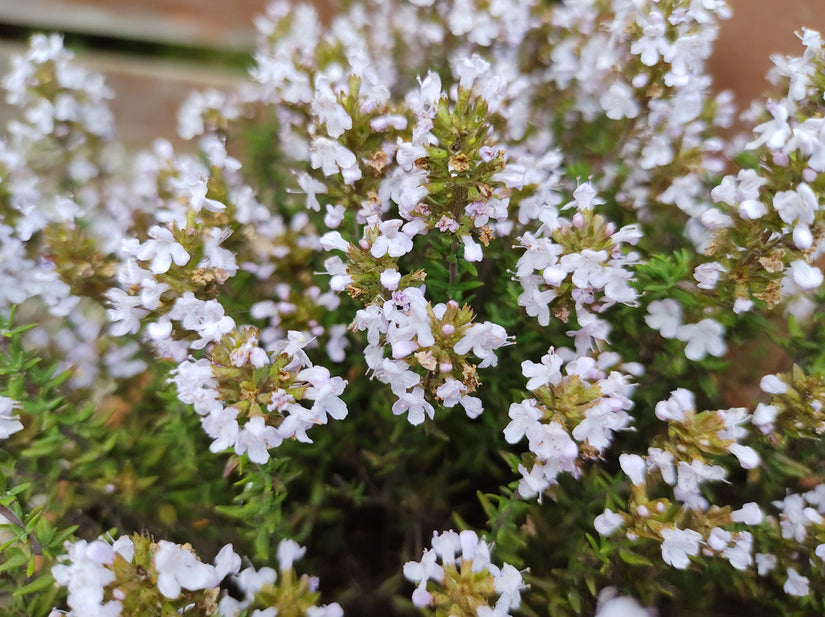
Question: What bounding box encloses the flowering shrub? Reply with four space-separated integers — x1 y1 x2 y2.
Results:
3 0 825 615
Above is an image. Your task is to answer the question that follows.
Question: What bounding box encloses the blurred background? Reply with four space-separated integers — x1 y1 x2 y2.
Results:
0 0 822 148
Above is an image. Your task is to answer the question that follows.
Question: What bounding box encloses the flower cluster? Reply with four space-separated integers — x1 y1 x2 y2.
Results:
351 287 508 425
50 535 339 617
505 346 636 498
752 366 825 440
50 535 234 616
515 183 641 328
403 529 525 617
172 327 347 462
593 388 763 574
700 29 825 312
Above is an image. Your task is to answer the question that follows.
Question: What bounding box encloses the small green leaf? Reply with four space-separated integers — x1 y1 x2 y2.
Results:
618 547 653 567
13 572 54 596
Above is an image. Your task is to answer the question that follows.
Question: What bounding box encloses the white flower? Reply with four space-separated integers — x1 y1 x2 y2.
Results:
674 460 726 510
707 527 731 552
756 553 777 576
561 249 608 289
453 321 509 368
403 547 444 588
773 493 823 542
0 395 23 439
594 509 624 536
728 443 760 469
694 262 725 290
525 421 578 479
135 226 190 274
676 318 727 361
789 260 823 290
572 402 630 451
733 297 753 314
784 568 810 597
236 417 283 463
492 164 526 190
202 407 240 453
51 538 123 616
731 502 763 525
600 81 640 120
213 544 241 580
752 402 779 434
619 454 646 486
312 76 352 138
392 387 434 425
154 541 219 599
517 282 556 327
436 378 465 407
655 388 695 422
191 301 236 350
106 288 148 336
521 349 562 391
738 198 768 220
647 447 676 485
760 374 788 395
370 220 413 258
723 532 754 571
595 587 648 617
277 539 306 572
273 330 314 367
772 183 818 226
660 527 702 569
380 268 401 291
493 563 525 610
645 299 682 338
310 137 359 182
504 399 542 444
407 529 521 612
462 234 483 262
747 99 791 150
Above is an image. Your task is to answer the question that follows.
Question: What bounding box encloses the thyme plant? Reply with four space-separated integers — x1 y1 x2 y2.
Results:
2 1 825 616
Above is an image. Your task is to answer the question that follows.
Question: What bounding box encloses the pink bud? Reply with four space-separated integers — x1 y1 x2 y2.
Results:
572 212 585 229
772 152 789 167
604 222 616 236
359 239 370 250
803 168 817 183
439 362 453 373
441 324 455 336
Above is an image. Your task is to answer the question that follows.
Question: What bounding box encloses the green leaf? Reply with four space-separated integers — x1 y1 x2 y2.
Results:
567 588 582 613
618 547 653 567
0 551 28 573
13 572 54 596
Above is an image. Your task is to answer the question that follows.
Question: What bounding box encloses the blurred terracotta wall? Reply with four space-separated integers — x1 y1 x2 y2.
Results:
0 0 824 148
709 0 825 106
